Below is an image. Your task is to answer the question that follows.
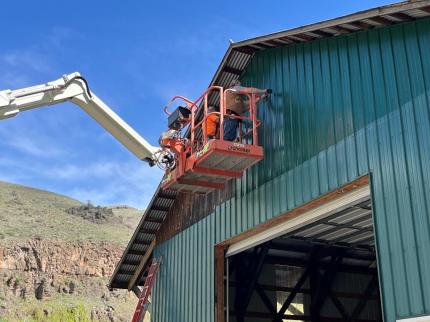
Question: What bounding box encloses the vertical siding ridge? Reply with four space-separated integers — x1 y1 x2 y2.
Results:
310 42 322 197
413 20 430 236
402 23 430 310
389 23 423 314
339 36 360 180
314 40 330 194
374 26 402 320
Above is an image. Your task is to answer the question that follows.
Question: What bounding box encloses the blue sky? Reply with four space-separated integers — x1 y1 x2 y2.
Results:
0 0 394 208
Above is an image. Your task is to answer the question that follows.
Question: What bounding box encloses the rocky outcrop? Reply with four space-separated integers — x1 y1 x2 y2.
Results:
0 181 140 321
0 238 122 277
66 203 122 224
0 238 134 320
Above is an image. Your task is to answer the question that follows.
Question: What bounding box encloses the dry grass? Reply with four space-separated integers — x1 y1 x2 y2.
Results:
0 181 142 246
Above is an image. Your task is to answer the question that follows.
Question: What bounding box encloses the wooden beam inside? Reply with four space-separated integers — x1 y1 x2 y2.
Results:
127 239 156 290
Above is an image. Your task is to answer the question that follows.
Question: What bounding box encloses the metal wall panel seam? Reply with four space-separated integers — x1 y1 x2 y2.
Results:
390 24 423 314
379 26 410 318
403 23 430 312
372 27 401 322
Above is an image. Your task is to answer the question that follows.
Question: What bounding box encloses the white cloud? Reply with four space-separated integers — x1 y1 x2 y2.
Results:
0 120 69 158
5 135 66 158
1 71 32 88
0 26 81 89
0 26 163 209
49 160 163 209
42 26 83 49
46 160 162 182
0 155 163 209
1 50 53 74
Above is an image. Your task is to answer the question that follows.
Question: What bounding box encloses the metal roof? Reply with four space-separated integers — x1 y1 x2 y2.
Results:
207 0 430 107
109 0 430 291
109 186 177 290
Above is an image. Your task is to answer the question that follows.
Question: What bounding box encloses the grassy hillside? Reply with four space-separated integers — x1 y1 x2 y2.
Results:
0 181 142 246
0 181 143 321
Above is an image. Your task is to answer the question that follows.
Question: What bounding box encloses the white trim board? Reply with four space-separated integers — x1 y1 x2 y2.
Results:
226 184 371 257
398 316 430 322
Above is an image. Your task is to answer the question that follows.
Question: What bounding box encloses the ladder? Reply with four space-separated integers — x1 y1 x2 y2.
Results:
131 259 160 322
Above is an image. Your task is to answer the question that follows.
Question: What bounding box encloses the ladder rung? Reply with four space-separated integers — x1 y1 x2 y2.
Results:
131 260 160 322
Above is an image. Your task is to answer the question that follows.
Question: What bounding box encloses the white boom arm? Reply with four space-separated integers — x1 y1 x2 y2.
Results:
0 72 159 164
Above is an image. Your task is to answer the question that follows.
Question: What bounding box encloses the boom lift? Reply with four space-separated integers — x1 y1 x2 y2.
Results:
159 85 270 193
0 73 270 193
0 72 160 165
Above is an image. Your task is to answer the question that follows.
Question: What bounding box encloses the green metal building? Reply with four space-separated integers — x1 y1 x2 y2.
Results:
110 1 430 321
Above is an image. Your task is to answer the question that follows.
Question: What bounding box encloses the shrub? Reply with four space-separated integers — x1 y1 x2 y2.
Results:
30 304 90 322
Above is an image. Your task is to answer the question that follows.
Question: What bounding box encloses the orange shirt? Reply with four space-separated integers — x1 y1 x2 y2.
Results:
206 114 219 136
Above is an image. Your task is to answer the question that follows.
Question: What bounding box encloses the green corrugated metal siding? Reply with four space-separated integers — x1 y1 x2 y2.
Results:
153 19 430 322
153 214 216 322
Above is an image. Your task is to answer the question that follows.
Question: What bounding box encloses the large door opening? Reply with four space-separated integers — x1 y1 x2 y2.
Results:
220 179 383 322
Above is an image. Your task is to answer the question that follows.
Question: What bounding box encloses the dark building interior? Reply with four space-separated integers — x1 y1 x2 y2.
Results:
228 199 383 322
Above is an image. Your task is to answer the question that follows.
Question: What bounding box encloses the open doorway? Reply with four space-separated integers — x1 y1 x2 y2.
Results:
218 178 383 322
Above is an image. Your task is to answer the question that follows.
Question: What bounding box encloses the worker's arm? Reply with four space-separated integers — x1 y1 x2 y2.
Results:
0 72 159 164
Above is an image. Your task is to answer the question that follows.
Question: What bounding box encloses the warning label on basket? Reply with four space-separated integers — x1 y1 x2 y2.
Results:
227 143 251 153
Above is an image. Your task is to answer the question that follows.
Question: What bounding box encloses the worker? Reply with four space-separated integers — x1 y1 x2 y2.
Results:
223 109 240 141
206 106 219 140
223 80 246 141
223 80 272 141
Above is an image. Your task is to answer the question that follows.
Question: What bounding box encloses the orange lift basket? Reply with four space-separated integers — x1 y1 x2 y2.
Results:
158 85 270 194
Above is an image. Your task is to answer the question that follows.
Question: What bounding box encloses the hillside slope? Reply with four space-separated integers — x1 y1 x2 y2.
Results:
0 181 142 321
